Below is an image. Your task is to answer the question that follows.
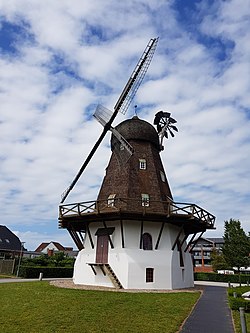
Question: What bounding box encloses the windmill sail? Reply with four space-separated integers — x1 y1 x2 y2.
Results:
94 104 133 165
110 127 134 165
114 38 158 115
60 38 158 203
93 104 113 127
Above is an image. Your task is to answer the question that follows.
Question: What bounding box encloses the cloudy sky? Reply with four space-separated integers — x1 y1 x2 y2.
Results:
0 0 249 250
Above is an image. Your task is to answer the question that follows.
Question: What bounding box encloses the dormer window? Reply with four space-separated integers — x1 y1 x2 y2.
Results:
107 194 116 207
139 159 146 170
141 193 150 207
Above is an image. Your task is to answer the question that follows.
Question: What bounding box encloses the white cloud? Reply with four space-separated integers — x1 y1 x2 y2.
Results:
0 0 249 250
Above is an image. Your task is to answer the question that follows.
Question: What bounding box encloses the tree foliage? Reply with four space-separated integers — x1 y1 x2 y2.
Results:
222 219 250 271
210 249 228 272
21 252 75 268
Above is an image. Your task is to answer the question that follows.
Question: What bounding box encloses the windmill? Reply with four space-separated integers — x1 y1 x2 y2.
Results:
154 110 178 150
60 37 158 203
58 37 216 290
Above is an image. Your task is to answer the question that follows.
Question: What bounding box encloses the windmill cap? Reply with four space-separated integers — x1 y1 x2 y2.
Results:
111 116 160 150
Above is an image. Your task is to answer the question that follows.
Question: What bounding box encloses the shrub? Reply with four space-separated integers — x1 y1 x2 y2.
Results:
21 253 75 268
228 286 250 297
19 266 73 278
228 297 250 312
194 272 250 284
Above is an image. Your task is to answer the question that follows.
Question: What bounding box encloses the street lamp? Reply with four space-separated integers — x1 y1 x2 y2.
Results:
16 241 25 277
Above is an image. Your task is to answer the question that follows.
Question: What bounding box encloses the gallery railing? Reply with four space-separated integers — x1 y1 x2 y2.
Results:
59 197 215 228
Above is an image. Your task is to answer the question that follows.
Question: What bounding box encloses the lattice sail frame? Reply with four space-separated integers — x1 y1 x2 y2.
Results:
115 38 158 115
94 104 134 165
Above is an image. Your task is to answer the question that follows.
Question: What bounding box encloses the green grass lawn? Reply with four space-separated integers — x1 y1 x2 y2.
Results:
0 282 200 333
232 311 249 333
229 286 250 333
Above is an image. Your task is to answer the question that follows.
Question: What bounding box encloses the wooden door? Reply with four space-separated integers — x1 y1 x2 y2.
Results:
96 235 109 263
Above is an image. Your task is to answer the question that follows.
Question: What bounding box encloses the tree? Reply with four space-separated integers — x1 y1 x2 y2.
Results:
210 249 228 272
21 252 75 268
222 219 250 271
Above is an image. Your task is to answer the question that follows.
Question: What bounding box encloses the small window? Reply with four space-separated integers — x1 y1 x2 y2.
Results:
142 233 153 250
146 268 154 283
5 239 10 243
139 159 146 170
177 240 184 267
160 171 165 182
141 193 150 207
107 194 116 207
0 238 2 242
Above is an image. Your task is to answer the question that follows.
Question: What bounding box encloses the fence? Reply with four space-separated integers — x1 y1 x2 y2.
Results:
0 259 15 274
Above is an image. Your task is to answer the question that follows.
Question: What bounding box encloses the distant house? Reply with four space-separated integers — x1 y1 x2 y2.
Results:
0 225 24 274
35 241 76 257
191 237 224 273
0 225 22 258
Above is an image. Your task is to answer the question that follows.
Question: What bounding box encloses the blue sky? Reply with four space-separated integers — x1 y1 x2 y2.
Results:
0 0 249 250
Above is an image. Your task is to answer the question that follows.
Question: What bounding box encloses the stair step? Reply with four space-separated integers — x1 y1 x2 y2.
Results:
103 264 123 289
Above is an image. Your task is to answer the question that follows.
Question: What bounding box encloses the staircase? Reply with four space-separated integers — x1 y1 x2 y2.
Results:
103 264 123 289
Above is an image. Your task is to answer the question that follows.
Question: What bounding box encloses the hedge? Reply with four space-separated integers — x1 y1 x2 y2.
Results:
194 272 250 284
19 266 73 278
228 287 250 312
228 297 250 311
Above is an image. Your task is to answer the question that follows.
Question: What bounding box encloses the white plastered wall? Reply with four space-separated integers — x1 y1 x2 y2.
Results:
73 220 194 289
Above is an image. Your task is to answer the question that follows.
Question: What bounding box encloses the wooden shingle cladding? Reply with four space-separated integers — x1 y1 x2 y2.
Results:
97 117 173 215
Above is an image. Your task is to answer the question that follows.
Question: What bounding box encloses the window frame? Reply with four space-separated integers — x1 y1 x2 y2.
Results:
107 194 116 207
146 268 154 283
139 158 147 170
141 193 150 207
142 233 153 250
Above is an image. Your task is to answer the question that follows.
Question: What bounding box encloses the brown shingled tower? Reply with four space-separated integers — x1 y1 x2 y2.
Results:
97 116 172 214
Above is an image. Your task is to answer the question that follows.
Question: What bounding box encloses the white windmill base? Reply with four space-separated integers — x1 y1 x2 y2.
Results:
73 221 194 290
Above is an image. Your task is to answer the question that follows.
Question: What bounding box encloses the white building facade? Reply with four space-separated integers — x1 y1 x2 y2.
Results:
73 221 194 289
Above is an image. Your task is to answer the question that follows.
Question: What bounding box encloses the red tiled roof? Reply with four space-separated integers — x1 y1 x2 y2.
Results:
34 241 67 252
34 242 49 252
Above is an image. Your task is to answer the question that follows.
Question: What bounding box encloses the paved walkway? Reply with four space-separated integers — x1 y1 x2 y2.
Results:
180 284 235 333
0 277 71 283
